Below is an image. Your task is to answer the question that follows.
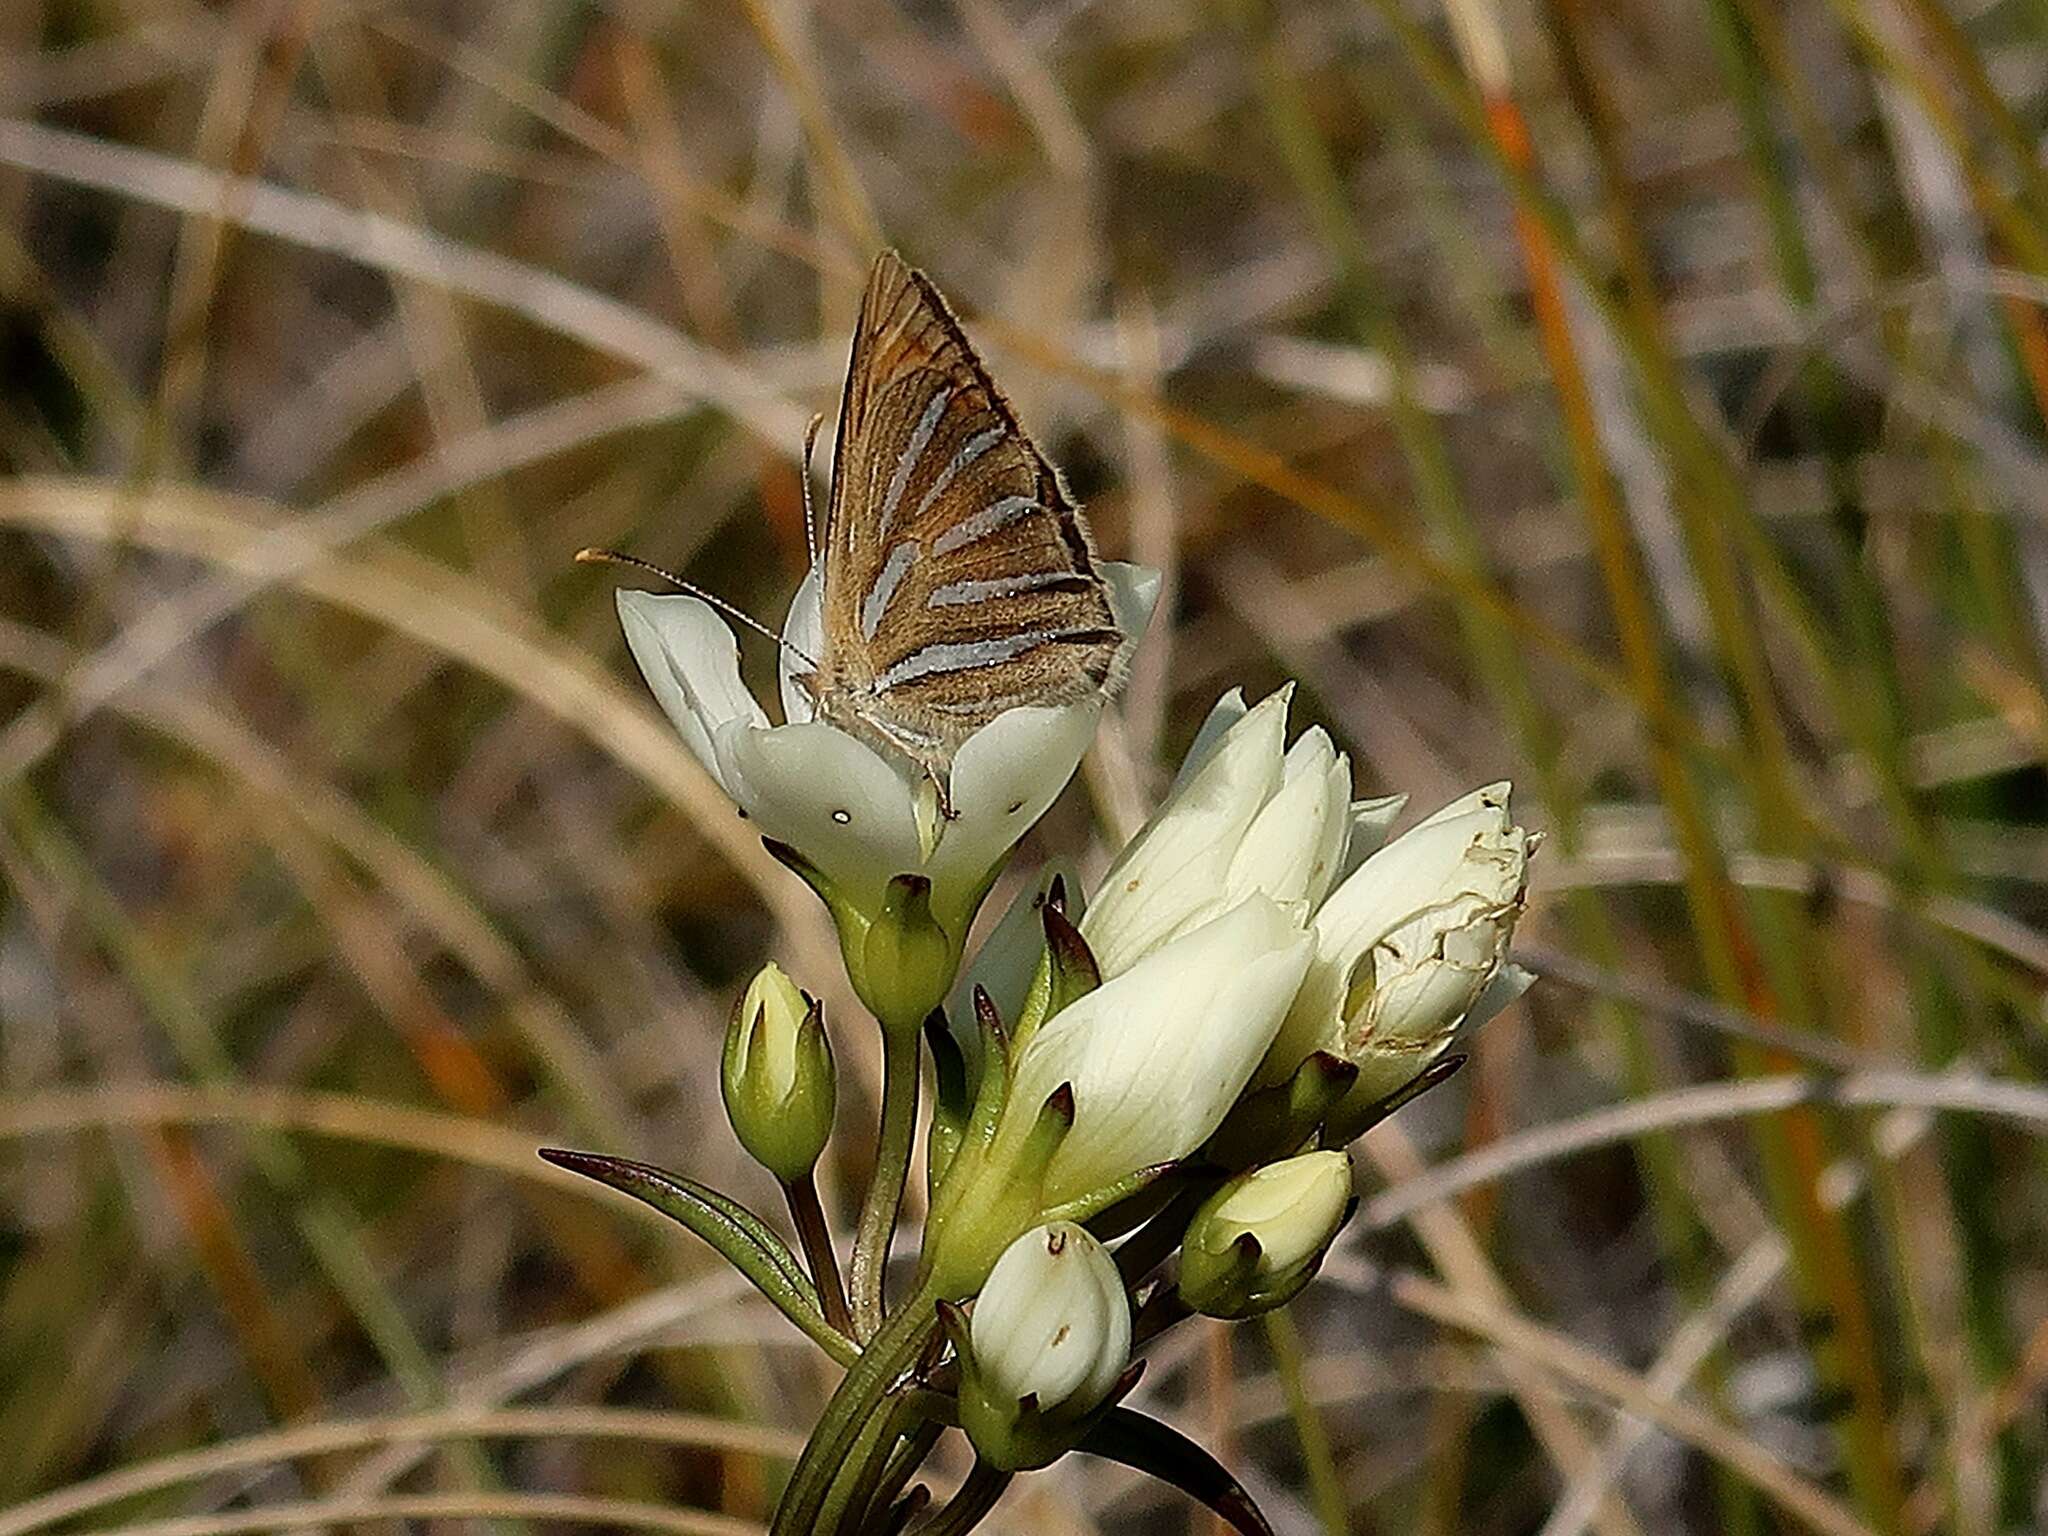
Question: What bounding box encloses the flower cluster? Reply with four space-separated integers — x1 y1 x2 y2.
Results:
548 577 1534 1536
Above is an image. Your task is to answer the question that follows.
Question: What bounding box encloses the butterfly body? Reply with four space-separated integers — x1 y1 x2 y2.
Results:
795 252 1125 791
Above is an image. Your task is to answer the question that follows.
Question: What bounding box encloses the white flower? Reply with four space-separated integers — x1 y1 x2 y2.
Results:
617 562 1160 940
1179 1150 1353 1316
1080 688 1354 978
1262 783 1534 1109
1007 895 1313 1209
969 1221 1130 1419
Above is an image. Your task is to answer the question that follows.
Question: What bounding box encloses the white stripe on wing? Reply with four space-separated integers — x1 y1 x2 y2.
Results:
932 495 1040 555
861 539 923 640
878 386 952 534
927 571 1077 608
873 627 1106 691
912 426 1005 523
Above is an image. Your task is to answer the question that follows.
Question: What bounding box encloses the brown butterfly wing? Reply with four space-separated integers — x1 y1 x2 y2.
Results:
817 252 1122 762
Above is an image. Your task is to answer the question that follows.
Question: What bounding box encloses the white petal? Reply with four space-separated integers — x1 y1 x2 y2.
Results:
1102 561 1163 649
1337 794 1409 882
1208 1151 1352 1273
932 701 1102 931
971 1222 1129 1413
1168 688 1248 796
1016 895 1312 1207
1259 788 1523 1086
1358 952 1491 1055
713 718 922 914
1082 688 1290 976
1311 797 1517 966
617 591 768 787
778 563 825 724
1416 780 1510 831
1305 747 1356 909
1223 728 1340 910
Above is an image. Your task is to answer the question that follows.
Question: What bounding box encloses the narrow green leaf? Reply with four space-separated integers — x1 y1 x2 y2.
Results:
1075 1407 1275 1536
539 1148 856 1365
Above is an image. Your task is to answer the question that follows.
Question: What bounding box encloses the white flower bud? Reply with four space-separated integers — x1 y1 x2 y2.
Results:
1005 895 1313 1210
1081 689 1350 977
1262 783 1534 1115
1179 1151 1353 1317
968 1222 1131 1424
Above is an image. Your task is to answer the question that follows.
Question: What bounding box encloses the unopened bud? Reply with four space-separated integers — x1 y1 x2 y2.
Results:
958 1221 1132 1470
1179 1151 1353 1319
721 963 834 1182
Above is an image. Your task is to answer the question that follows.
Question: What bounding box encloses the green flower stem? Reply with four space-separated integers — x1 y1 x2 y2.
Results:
820 1393 924 1534
1264 1306 1349 1536
869 1415 947 1521
922 1462 1013 1536
850 1019 922 1338
784 1173 855 1340
770 1279 940 1536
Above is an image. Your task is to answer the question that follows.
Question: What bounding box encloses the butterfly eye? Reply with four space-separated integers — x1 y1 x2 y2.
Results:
1007 800 1025 815
831 809 852 825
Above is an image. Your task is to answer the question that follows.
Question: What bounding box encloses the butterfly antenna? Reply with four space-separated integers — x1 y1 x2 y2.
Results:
576 548 819 670
799 412 825 573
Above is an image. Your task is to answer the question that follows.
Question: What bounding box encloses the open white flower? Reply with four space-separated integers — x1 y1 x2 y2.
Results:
1080 687 1398 978
1261 783 1534 1116
1007 894 1313 1209
618 563 1160 942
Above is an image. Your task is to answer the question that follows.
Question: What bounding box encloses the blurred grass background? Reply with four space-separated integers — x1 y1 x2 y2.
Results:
4 0 2048 1531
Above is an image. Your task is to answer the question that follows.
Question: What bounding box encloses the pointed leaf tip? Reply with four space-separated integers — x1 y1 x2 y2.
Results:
1076 1408 1276 1536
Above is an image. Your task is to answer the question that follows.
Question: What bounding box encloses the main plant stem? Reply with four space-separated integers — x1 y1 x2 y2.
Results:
770 1277 939 1536
850 1021 921 1338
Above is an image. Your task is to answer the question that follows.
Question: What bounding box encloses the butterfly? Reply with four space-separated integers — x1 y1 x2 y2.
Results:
584 251 1125 809
797 250 1125 787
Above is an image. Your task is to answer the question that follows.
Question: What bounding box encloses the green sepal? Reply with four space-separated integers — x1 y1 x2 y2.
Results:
1179 1194 1359 1321
1084 1162 1204 1244
963 985 1012 1147
1322 1051 1468 1146
762 836 864 939
1044 1157 1178 1228
1009 883 1100 1055
926 1010 970 1200
960 1348 1148 1473
860 874 959 1036
1206 1050 1358 1172
721 973 835 1183
761 843 965 1036
1040 903 1100 1015
922 1080 1074 1298
538 1148 857 1366
1074 1406 1276 1536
